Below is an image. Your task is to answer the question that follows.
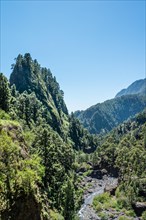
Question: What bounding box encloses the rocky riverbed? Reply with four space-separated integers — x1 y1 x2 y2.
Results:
78 176 118 220
78 175 141 220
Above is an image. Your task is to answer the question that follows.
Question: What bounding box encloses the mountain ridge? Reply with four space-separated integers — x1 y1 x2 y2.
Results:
115 78 146 97
75 78 146 134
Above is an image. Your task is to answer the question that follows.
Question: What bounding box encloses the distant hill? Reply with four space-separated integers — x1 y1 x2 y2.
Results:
115 78 146 97
75 94 146 135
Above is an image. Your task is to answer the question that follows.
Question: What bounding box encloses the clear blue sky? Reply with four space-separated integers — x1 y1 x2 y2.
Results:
1 0 145 112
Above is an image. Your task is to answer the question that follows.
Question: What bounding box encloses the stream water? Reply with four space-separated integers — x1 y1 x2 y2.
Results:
78 177 117 220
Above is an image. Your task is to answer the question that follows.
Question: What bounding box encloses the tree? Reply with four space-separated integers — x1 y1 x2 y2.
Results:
0 73 10 112
0 129 44 212
63 179 75 220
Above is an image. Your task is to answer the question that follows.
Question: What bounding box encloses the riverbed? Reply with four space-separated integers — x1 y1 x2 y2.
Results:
78 176 118 220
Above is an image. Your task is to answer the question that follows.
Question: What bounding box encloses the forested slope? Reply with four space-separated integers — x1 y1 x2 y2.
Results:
92 110 146 219
0 54 98 220
75 94 146 134
115 78 146 97
0 53 146 220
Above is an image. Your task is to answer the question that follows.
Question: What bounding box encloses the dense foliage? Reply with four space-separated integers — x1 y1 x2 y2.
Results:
0 54 98 220
75 94 146 134
0 115 44 220
10 53 68 135
0 53 145 219
0 73 10 112
92 110 146 218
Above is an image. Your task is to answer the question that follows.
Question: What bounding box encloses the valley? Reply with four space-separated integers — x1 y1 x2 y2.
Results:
0 54 146 220
78 176 118 220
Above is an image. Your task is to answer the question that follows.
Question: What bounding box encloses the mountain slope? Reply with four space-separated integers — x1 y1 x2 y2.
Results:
115 78 146 97
92 109 146 218
10 53 68 135
0 120 43 220
75 94 146 134
9 53 98 152
0 54 99 220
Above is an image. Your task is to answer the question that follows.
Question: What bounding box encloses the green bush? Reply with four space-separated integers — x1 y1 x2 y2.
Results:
94 203 103 212
93 192 110 204
98 212 109 220
142 211 146 220
118 216 130 220
50 210 64 220
0 109 10 119
125 209 135 217
117 196 130 209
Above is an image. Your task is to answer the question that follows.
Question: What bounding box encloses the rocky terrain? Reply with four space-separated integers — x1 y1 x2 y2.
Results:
78 175 142 220
78 176 118 220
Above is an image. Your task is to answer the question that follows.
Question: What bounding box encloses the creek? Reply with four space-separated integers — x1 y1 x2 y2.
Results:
78 176 118 220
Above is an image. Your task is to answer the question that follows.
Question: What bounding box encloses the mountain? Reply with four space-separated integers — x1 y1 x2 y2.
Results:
9 54 97 152
75 78 146 135
75 94 146 134
0 54 99 220
115 78 146 97
0 54 146 219
10 53 68 135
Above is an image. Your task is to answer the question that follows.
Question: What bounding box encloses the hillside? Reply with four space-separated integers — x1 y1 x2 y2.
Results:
0 116 44 220
9 54 98 152
0 54 99 220
10 53 68 135
75 94 146 134
0 54 146 220
115 78 146 97
91 109 146 219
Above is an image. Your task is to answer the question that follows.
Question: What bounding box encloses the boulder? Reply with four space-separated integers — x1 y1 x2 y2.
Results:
104 180 118 195
133 202 146 216
90 170 102 179
1 194 42 220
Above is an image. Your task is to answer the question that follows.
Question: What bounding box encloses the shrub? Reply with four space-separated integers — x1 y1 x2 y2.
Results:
50 210 64 220
125 209 135 217
93 192 110 204
118 216 130 220
95 203 103 212
142 211 146 220
98 212 109 220
117 196 130 209
0 109 10 119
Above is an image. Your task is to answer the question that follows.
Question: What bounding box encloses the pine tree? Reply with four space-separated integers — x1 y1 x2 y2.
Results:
63 179 75 220
0 73 10 112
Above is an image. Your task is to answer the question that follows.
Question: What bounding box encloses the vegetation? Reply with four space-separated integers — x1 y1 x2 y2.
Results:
0 119 44 219
115 78 146 97
92 110 146 218
93 192 136 219
0 54 99 220
75 93 146 134
0 53 145 219
0 73 10 112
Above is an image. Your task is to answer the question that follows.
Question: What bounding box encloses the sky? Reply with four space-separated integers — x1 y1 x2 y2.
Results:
0 0 145 112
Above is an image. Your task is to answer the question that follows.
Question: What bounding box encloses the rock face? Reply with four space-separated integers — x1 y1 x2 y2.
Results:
1 195 42 220
90 170 103 179
133 202 146 216
104 179 118 195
